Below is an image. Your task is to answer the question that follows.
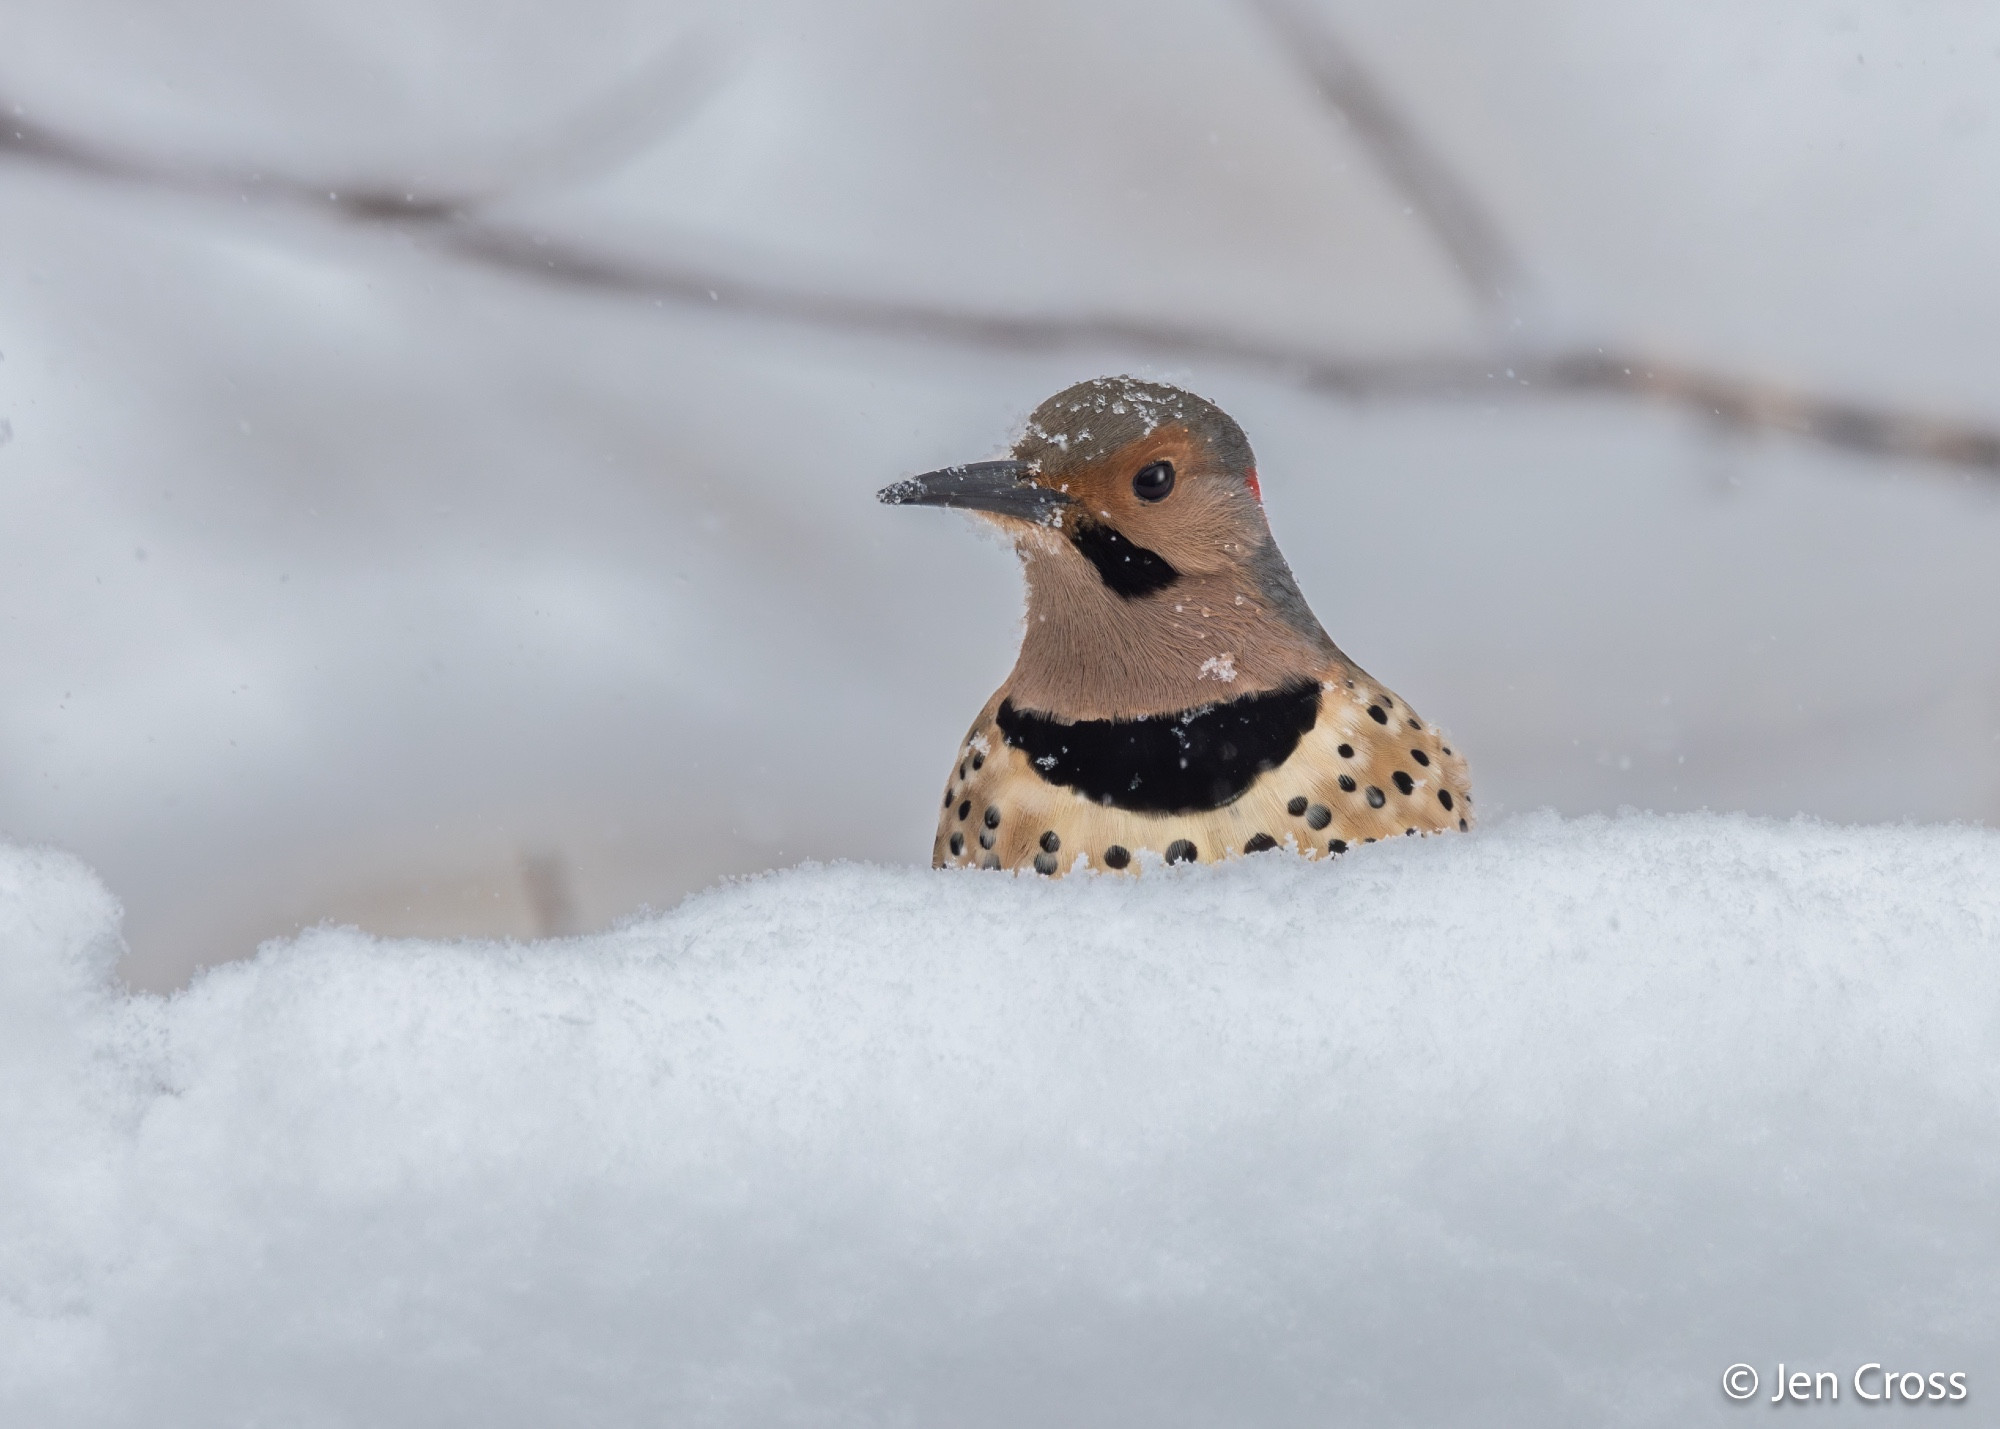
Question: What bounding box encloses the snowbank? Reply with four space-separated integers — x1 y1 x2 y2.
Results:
3 814 1997 1427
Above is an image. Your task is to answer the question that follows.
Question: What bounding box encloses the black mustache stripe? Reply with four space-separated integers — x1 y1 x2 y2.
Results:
1070 521 1179 598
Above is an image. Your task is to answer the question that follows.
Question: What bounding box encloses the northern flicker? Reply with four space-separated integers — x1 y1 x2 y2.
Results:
880 376 1472 874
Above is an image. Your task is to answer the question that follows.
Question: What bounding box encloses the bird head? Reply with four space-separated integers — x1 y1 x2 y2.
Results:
879 376 1278 582
880 376 1338 717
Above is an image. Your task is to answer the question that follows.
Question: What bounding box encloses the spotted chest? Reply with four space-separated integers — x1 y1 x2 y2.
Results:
932 672 1473 874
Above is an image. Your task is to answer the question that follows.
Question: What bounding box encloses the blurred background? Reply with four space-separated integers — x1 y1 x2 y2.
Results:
3 0 1998 990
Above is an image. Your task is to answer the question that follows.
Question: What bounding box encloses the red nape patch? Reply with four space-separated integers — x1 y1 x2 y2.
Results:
1245 467 1262 502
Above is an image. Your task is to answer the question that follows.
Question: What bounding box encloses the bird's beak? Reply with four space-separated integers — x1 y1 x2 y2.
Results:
877 460 1072 526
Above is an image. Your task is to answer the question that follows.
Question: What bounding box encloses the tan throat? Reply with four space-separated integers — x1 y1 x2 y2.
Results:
1003 540 1341 720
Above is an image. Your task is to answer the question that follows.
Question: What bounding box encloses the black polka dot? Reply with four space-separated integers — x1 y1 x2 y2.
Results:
1438 789 1454 811
1410 749 1431 767
1165 839 1198 864
1337 743 1354 758
1442 746 1452 755
1459 818 1468 832
959 762 968 780
1366 786 1385 808
1368 705 1388 724
1033 852 1058 875
1408 716 1422 730
981 854 1001 870
1364 837 1377 843
949 832 964 856
978 829 995 850
1338 775 1356 792
1405 828 1415 836
1305 804 1332 830
1382 696 1395 708
944 789 954 809
1287 796 1309 816
957 800 971 821
1244 832 1277 853
1329 839 1348 854
983 805 1001 829
1103 845 1131 869
1039 830 1061 853
972 753 985 770
1392 771 1415 795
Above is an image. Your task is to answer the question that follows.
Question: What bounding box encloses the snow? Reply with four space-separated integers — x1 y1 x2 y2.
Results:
5 813 1997 1426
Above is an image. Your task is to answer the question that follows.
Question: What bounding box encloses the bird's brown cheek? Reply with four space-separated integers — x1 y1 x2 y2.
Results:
1155 546 1235 578
1141 493 1252 574
1131 527 1237 578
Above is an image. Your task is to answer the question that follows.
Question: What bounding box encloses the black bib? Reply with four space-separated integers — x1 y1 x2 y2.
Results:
997 680 1321 814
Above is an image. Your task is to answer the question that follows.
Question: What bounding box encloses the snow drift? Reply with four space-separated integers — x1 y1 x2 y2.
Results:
3 813 1997 1427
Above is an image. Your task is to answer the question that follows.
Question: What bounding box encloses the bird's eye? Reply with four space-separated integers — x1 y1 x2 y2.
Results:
1132 461 1175 502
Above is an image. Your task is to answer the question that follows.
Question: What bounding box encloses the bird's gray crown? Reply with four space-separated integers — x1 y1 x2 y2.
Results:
1012 376 1254 478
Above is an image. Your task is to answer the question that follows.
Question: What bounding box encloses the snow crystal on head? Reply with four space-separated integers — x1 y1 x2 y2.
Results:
1013 376 1253 478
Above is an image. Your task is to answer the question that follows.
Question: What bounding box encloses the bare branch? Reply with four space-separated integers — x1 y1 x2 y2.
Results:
4 99 1997 475
1243 0 1524 312
407 27 729 208
518 849 578 938
0 25 723 218
441 230 2000 470
1496 353 2000 471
